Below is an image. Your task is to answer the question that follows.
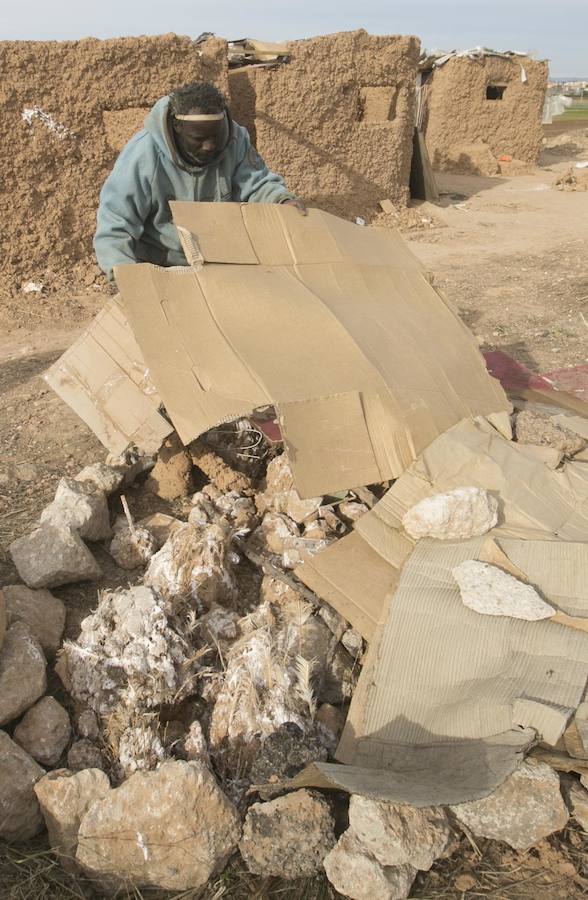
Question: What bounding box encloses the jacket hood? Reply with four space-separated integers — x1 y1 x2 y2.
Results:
144 96 232 172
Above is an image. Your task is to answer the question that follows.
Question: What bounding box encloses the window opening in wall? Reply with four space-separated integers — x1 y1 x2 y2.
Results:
486 84 506 100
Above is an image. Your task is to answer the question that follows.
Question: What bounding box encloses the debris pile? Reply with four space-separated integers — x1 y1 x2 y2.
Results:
2 205 588 898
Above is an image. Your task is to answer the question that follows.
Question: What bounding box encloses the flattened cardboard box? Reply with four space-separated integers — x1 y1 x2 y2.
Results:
113 203 510 497
44 296 172 455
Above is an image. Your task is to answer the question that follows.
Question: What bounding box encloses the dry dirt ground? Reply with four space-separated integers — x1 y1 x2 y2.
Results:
1 131 588 898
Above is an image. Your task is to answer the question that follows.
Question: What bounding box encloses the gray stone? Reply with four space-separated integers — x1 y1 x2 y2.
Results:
250 722 328 784
348 795 455 871
0 621 46 726
240 790 335 878
450 760 569 849
34 768 111 872
0 731 45 842
14 697 71 766
108 525 157 569
324 830 416 900
67 740 105 773
41 477 111 541
76 760 241 891
452 560 555 620
76 709 100 741
402 487 498 541
342 627 363 659
75 462 125 495
2 583 65 658
561 778 588 832
9 524 102 589
0 588 6 650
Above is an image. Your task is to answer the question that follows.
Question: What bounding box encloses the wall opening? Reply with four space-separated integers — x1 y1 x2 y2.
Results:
486 84 506 101
359 86 398 122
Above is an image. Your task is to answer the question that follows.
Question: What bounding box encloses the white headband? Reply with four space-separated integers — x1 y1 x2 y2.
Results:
174 112 225 122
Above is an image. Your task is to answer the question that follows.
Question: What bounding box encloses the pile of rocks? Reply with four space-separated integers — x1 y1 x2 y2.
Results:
1 415 588 897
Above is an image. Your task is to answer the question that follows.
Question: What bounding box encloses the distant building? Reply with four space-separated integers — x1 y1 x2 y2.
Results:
418 49 548 174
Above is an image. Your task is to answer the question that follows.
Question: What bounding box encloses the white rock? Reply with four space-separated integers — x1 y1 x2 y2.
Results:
452 560 555 620
348 795 455 871
76 760 241 891
41 477 111 541
342 628 363 659
0 621 46 726
14 697 71 766
324 830 416 900
9 524 102 589
2 583 65 658
118 721 166 777
450 760 569 849
0 731 45 842
402 487 498 541
75 463 125 495
34 768 111 872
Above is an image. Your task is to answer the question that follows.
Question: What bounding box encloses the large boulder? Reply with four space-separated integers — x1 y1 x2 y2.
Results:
34 768 111 873
324 830 416 900
239 790 335 878
9 524 102 589
14 697 71 766
450 760 568 848
0 731 45 842
2 583 65 658
0 621 46 726
76 760 241 891
40 477 111 541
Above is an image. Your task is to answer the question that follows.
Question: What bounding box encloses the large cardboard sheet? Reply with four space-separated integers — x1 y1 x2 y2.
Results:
114 204 510 497
44 297 173 455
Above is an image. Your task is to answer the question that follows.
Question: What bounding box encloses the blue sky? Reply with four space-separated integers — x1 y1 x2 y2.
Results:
1 1 585 77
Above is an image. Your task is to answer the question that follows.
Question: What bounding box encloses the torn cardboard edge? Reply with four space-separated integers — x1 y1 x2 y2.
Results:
44 296 173 456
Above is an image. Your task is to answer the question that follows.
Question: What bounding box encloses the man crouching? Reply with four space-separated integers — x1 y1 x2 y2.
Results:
94 81 305 280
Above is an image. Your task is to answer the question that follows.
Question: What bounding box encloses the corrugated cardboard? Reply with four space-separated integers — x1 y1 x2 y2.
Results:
44 296 173 455
114 203 510 497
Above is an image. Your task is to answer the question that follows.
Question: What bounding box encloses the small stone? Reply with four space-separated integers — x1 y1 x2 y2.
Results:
109 525 157 569
0 731 45 842
256 454 295 515
348 795 455 870
0 622 46 726
199 606 241 645
321 643 357 704
145 433 193 499
250 722 329 784
34 768 111 872
240 790 335 878
0 588 6 649
76 760 241 891
338 500 370 523
342 627 363 659
515 408 586 456
324 830 416 900
452 561 555 620
402 487 498 541
14 697 71 766
137 512 183 549
67 739 105 773
286 490 323 524
41 477 111 541
568 781 588 831
75 462 125 494
319 603 347 640
450 760 569 849
316 703 346 747
183 721 210 766
10 524 102 589
2 583 65 658
76 709 100 741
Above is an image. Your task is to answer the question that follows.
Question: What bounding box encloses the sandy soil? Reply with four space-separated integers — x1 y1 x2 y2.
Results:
1 129 587 899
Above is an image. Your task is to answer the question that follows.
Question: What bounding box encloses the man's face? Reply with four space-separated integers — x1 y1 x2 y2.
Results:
171 106 227 166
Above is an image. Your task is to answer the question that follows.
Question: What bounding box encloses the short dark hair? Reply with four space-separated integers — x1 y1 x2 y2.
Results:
169 82 228 115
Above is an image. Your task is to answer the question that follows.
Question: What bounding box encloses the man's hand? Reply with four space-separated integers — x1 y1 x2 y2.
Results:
282 198 307 215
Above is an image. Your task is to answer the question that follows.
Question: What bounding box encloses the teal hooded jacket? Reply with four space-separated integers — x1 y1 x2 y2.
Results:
94 96 295 279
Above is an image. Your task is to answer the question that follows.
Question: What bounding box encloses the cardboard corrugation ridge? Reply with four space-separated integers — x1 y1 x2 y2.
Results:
115 202 510 497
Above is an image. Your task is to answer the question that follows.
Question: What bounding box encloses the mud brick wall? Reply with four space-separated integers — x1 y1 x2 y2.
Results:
229 30 420 220
0 35 227 296
422 56 548 169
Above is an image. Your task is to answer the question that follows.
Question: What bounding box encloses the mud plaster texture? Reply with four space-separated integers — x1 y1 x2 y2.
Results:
422 56 547 170
229 30 420 220
0 35 227 299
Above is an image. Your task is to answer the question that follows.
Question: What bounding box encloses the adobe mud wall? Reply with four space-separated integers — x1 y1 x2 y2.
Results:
0 35 227 298
422 56 547 170
229 30 420 220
